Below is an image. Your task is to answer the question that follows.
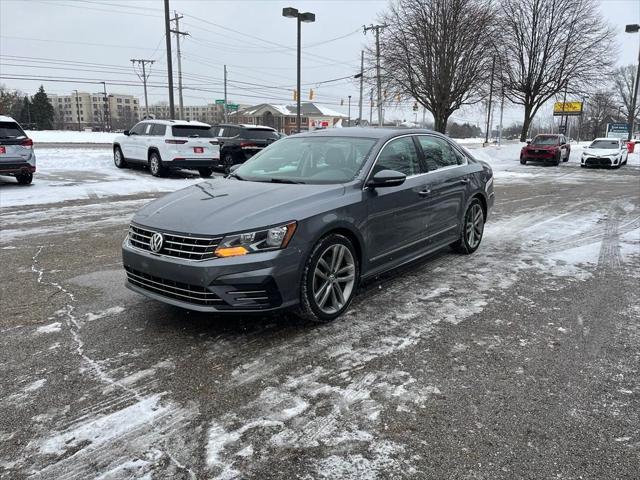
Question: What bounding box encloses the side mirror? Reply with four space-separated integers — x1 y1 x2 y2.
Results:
525 140 531 145
229 164 240 173
366 169 406 189
123 130 130 136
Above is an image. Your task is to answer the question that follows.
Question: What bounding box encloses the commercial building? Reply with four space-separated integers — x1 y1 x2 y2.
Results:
141 102 237 125
232 102 347 134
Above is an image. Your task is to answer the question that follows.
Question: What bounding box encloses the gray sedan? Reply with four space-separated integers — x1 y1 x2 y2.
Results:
122 128 494 322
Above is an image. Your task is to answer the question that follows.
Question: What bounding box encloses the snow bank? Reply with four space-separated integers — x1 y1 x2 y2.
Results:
26 130 119 144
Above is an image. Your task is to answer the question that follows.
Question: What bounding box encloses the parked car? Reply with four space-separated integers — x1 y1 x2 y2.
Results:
122 128 494 323
113 120 220 178
0 115 36 185
212 124 280 172
581 137 628 168
520 134 571 165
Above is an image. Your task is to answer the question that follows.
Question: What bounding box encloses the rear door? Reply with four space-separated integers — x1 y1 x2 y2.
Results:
170 125 219 159
364 135 430 267
415 135 469 247
0 121 31 166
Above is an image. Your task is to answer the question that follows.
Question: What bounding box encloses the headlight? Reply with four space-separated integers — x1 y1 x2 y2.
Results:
214 222 297 258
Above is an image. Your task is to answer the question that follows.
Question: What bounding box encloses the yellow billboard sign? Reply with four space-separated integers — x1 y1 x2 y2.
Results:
553 101 583 116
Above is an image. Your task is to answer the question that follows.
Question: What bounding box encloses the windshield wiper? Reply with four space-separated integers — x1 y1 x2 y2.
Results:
227 171 245 181
269 178 305 184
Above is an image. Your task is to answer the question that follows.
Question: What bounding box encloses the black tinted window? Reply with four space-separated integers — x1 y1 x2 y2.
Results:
172 125 214 138
150 124 166 136
241 128 279 140
373 137 423 176
0 121 26 139
220 127 239 137
417 136 460 170
129 123 146 135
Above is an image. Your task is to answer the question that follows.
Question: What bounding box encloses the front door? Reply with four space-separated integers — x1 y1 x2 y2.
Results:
364 135 430 267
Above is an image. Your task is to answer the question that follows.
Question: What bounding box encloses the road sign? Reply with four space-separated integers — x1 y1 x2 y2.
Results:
215 99 225 105
553 101 583 116
606 123 630 139
227 103 239 111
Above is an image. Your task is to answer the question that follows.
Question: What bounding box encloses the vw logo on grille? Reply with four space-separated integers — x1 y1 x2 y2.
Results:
149 232 164 253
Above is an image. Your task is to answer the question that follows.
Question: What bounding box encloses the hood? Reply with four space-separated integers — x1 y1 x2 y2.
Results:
133 177 345 235
582 147 619 156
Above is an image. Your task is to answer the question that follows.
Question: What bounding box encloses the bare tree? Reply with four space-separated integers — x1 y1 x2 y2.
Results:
613 65 640 130
580 91 617 139
375 0 497 133
499 0 616 141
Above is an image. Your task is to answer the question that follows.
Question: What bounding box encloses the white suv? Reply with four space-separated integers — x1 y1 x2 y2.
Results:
113 120 220 177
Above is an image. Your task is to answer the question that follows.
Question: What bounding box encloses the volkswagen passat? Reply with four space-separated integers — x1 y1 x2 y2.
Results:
122 129 494 322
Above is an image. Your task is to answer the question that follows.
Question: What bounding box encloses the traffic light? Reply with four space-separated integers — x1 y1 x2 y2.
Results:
309 89 315 100
293 89 298 101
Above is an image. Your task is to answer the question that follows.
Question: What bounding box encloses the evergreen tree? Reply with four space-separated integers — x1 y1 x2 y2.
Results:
18 96 32 127
30 85 54 130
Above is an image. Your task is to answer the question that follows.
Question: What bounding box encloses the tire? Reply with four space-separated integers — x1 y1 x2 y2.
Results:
554 151 561 166
580 164 586 168
16 172 33 185
563 150 569 162
113 146 127 168
520 157 527 165
450 199 485 254
199 167 213 178
297 234 359 323
221 153 235 174
149 152 166 177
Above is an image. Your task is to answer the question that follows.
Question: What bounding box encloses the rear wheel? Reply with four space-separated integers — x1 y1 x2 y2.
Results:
221 153 235 174
16 172 33 185
149 152 166 177
199 167 213 178
298 234 359 323
113 146 127 168
451 199 484 254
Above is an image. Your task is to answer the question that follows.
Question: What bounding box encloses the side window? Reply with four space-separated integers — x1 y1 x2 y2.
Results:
129 122 146 135
225 127 240 137
417 136 460 171
151 124 166 136
373 137 423 177
142 123 153 135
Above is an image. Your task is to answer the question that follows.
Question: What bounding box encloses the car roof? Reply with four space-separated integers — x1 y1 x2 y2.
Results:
592 137 619 141
0 115 18 123
214 124 276 130
142 119 211 127
293 127 443 141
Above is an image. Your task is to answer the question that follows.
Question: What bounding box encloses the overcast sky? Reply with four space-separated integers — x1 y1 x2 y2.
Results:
0 0 638 127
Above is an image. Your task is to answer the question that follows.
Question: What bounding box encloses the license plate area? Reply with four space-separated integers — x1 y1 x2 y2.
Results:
0 146 5 154
194 147 204 154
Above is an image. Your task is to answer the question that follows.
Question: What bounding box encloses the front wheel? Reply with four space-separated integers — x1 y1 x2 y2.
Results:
520 157 527 165
114 147 127 168
149 152 166 177
451 199 485 254
563 150 569 162
16 172 33 185
221 153 235 174
554 151 561 166
298 234 359 323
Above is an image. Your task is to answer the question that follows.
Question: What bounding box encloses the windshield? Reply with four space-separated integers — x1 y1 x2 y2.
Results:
589 140 619 149
172 125 214 138
531 135 559 146
235 136 377 184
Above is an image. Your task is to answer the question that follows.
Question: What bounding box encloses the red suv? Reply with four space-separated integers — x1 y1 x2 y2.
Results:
520 134 570 166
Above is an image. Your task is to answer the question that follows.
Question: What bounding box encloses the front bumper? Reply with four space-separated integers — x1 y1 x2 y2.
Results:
582 156 616 167
521 151 556 161
122 238 305 312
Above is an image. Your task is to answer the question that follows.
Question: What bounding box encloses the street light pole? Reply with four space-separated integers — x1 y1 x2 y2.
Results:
625 24 640 141
348 95 351 127
283 7 315 133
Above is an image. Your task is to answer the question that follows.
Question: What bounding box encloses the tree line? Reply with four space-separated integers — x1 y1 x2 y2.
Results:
0 85 54 130
373 0 637 141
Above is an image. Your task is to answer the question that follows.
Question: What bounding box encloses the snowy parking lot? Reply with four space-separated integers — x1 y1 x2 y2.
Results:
1 142 639 479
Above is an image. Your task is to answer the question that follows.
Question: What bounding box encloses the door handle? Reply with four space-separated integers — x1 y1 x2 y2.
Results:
418 188 431 197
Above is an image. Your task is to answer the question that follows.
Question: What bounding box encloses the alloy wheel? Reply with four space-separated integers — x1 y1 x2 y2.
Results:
465 203 484 249
312 244 356 315
114 149 122 167
150 156 160 175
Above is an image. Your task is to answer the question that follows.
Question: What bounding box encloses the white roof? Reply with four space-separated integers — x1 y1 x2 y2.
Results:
0 115 17 123
592 137 620 142
144 119 211 127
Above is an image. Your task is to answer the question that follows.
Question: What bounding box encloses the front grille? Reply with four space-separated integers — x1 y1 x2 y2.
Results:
585 157 612 166
129 224 222 261
125 266 223 306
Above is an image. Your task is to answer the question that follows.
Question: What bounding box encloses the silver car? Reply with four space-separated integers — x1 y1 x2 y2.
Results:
0 116 36 185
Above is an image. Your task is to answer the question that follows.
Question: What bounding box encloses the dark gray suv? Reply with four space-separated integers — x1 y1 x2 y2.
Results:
122 128 494 322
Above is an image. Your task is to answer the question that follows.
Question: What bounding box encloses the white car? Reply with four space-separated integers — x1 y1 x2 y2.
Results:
113 119 220 177
581 137 628 168
0 115 36 185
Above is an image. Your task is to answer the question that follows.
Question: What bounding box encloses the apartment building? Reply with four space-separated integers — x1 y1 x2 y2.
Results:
141 102 243 125
49 92 139 130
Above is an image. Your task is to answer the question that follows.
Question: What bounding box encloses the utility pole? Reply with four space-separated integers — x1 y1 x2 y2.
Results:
130 59 154 119
358 50 364 125
484 55 495 145
224 65 228 123
170 11 189 120
101 81 110 131
74 89 81 131
364 24 386 127
348 95 351 127
369 88 374 125
163 0 175 118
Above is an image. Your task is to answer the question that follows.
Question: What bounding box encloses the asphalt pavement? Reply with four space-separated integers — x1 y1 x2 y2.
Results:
0 156 639 479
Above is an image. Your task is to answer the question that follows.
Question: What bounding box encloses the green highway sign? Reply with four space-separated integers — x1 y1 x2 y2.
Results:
215 99 225 105
227 103 239 111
